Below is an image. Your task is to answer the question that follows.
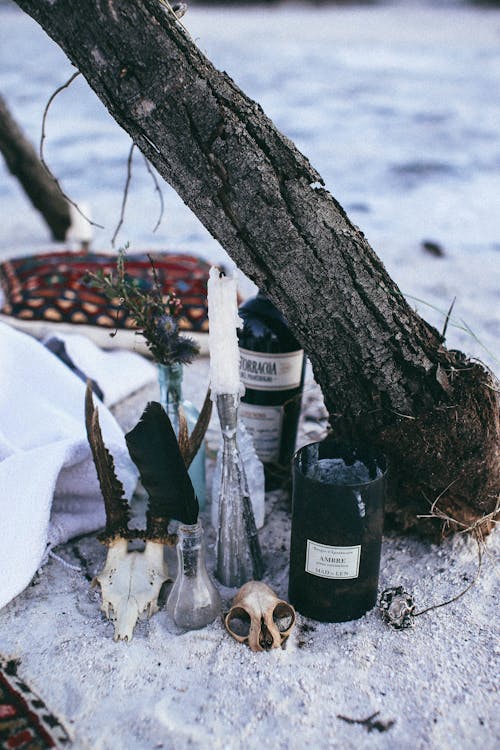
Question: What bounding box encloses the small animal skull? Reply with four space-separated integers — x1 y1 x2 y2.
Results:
225 581 296 652
94 539 169 641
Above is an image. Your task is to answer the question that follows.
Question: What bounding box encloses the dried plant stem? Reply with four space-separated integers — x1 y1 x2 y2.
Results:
441 296 456 340
417 492 499 533
430 478 460 516
414 533 483 618
143 155 165 233
404 292 499 365
40 70 103 229
111 142 135 247
148 252 165 299
411 488 497 617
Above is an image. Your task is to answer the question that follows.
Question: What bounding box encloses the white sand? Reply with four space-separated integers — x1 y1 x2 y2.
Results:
0 364 498 750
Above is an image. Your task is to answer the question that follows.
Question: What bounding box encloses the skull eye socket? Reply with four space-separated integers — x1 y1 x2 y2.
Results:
273 603 295 634
226 607 251 640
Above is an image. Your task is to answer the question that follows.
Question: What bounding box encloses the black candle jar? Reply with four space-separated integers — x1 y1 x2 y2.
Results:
288 438 387 622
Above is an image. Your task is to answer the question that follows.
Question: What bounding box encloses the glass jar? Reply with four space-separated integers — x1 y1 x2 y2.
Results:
166 521 221 630
288 438 387 622
158 362 206 508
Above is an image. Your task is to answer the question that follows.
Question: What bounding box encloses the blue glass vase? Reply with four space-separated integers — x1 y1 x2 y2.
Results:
157 362 206 509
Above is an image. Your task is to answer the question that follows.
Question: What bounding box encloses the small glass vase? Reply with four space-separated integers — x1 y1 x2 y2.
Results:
166 521 221 630
158 362 206 508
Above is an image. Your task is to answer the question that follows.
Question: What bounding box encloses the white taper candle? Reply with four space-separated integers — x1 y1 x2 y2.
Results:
207 266 244 397
67 202 93 244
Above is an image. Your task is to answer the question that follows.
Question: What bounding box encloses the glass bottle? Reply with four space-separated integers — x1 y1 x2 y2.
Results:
166 521 221 630
238 292 305 490
214 393 264 588
158 362 206 508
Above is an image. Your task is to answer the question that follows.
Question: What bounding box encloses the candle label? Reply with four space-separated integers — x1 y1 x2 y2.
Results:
239 403 283 462
239 348 303 391
305 540 361 580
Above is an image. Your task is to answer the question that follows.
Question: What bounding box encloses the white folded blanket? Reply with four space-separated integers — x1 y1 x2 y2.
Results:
0 323 153 609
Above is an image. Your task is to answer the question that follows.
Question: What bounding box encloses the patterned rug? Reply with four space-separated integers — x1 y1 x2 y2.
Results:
0 251 210 332
0 658 70 749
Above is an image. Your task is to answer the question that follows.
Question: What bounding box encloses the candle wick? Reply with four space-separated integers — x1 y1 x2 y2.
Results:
219 269 226 279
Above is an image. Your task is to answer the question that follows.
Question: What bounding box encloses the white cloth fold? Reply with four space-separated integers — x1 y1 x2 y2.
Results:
0 323 145 610
44 331 156 406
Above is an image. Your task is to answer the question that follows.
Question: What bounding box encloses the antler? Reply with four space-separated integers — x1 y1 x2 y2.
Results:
178 389 212 468
85 382 130 543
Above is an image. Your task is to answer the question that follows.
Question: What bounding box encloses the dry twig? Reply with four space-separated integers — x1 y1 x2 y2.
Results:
111 142 135 247
40 70 103 229
337 711 395 733
143 155 165 233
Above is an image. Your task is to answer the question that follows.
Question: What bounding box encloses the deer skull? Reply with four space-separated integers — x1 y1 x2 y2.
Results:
225 581 296 652
85 386 212 642
94 539 169 641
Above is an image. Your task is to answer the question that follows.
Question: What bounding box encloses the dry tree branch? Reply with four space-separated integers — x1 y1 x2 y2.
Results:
143 155 165 233
111 142 135 247
40 70 104 229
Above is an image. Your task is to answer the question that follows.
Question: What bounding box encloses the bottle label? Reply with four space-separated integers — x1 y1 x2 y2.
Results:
239 348 304 391
239 403 283 462
305 540 361 580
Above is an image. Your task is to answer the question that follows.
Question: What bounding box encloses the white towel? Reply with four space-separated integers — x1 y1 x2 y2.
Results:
44 331 157 407
0 323 147 610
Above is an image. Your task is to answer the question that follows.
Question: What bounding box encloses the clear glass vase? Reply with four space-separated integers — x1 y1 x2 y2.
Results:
214 393 264 588
166 521 221 630
158 362 206 508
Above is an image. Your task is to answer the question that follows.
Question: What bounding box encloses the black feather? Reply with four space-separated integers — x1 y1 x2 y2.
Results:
125 402 199 526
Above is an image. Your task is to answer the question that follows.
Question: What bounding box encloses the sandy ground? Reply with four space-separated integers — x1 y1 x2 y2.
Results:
0 7 499 745
0 360 498 750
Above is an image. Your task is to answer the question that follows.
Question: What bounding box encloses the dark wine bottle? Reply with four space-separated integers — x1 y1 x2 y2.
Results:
238 292 305 490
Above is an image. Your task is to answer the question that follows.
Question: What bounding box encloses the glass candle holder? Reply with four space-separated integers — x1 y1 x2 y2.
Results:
214 393 264 587
166 521 221 630
288 438 387 622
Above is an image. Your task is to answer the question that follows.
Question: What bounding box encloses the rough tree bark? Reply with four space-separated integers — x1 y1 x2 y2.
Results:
0 93 71 240
13 0 499 537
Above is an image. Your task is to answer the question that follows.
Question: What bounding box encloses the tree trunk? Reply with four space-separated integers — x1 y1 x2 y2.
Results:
13 0 499 537
0 94 71 241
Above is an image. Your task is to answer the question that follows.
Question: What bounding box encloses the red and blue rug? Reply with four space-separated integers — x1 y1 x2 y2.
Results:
0 658 70 749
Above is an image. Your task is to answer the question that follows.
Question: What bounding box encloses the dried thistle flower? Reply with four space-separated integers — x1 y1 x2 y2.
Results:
86 247 200 366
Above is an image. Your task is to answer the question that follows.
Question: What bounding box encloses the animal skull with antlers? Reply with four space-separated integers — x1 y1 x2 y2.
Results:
85 383 211 641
